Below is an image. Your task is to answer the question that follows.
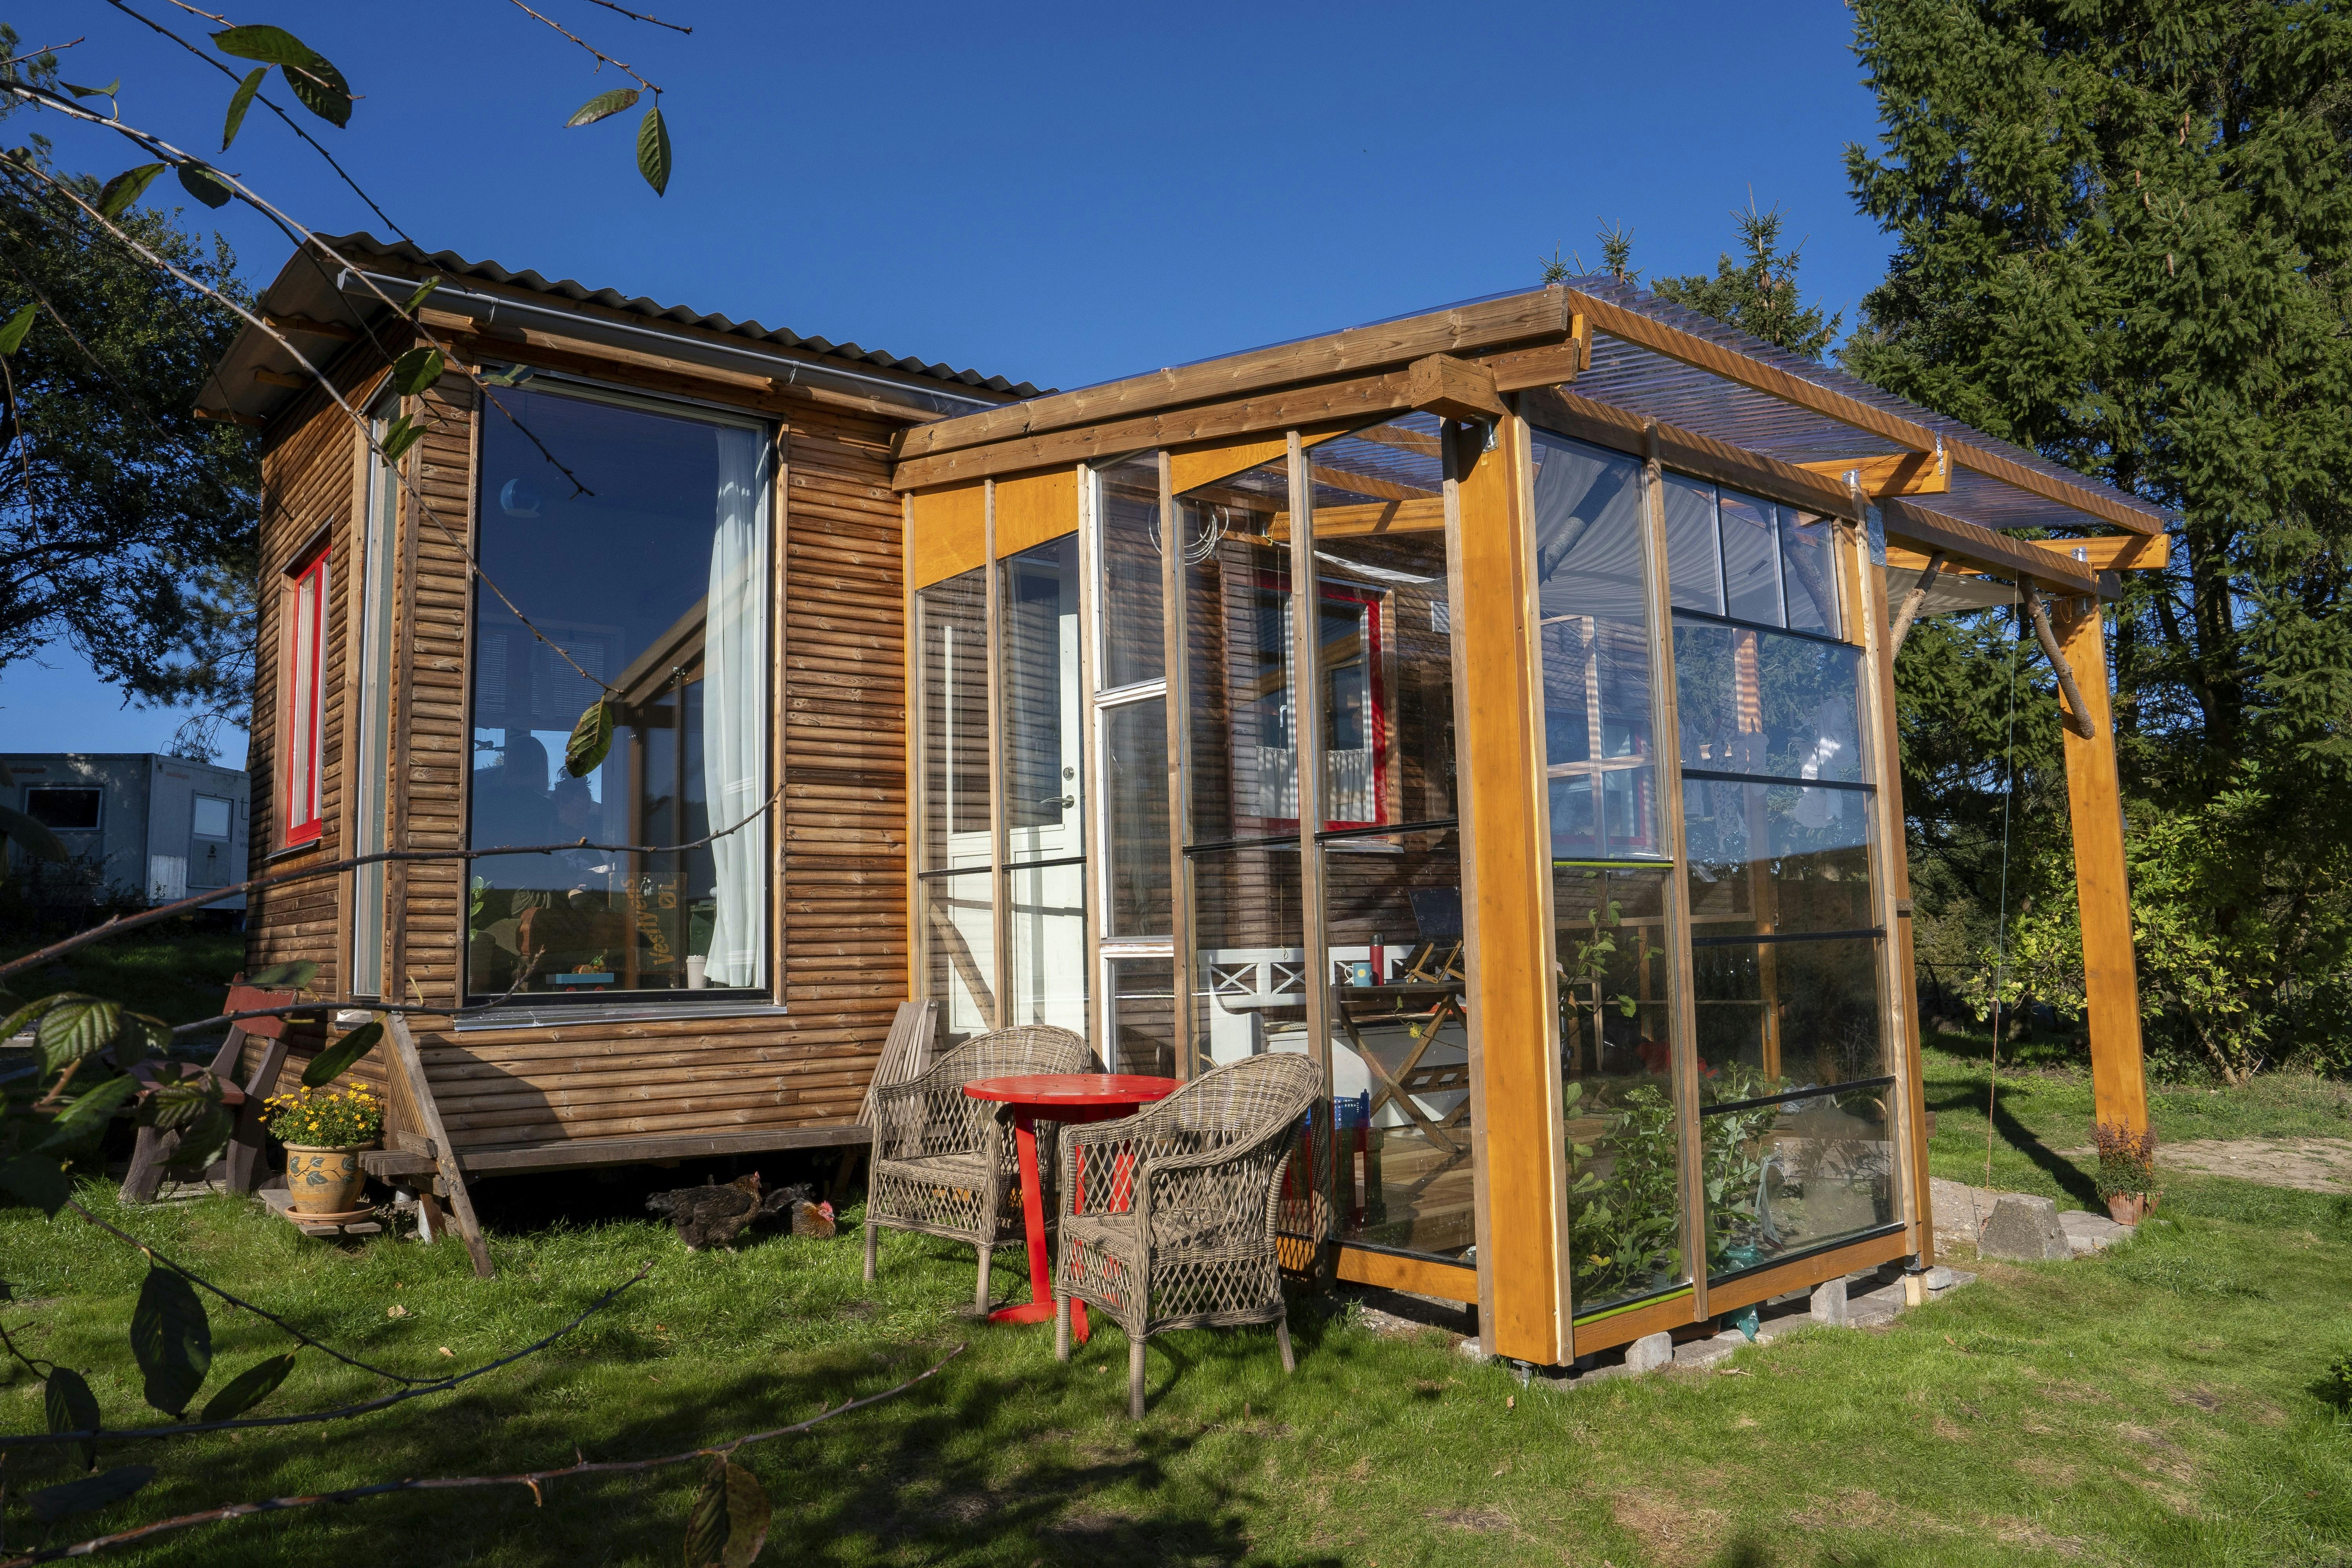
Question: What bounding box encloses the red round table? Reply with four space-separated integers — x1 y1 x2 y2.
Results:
963 1072 1181 1342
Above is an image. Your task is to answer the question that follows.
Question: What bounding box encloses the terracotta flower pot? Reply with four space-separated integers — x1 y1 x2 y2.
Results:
2106 1192 2148 1226
284 1144 374 1215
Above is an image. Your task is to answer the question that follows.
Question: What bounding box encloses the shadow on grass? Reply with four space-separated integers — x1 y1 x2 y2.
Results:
1922 1074 2101 1207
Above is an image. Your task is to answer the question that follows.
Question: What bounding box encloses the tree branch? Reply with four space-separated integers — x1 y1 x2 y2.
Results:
0 1345 965 1566
2020 577 2098 739
501 0 664 94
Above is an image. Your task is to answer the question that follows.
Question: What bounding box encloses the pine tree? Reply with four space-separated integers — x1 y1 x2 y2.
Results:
1843 0 2352 1078
1652 196 1841 361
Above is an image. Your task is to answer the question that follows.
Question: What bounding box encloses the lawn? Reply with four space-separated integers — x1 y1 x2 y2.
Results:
0 919 245 1030
2 1057 2348 1566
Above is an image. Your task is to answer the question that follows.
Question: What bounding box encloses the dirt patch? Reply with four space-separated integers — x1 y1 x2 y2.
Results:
1786 1488 1912 1532
2059 1136 2352 1194
1429 1506 1514 1533
1610 1489 1725 1559
2014 1455 2077 1486
1985 1516 2090 1558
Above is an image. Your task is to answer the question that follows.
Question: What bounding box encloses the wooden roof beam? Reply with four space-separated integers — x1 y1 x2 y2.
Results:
1796 450 1948 498
1879 498 2106 597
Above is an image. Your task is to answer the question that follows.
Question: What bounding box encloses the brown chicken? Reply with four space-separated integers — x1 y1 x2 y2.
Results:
644 1174 836 1249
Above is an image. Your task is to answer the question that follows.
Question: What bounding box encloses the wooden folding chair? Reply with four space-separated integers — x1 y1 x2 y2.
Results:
120 980 301 1204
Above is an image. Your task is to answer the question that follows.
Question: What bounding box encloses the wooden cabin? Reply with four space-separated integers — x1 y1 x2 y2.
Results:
212 240 2167 1363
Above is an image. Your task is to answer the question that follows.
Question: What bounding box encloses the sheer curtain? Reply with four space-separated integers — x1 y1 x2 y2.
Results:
703 426 768 987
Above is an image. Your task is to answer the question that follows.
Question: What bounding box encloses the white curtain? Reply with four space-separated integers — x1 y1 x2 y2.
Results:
703 426 768 987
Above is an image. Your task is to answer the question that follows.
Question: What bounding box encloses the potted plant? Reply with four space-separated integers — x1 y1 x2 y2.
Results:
2091 1121 2160 1225
263 1082 385 1216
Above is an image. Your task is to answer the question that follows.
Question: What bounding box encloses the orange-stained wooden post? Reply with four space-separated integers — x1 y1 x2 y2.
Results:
1449 412 1570 1365
2052 595 2149 1134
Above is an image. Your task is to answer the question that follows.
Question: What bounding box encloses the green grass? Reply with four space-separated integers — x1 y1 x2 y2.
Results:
1 919 245 1028
5 1136 2350 1568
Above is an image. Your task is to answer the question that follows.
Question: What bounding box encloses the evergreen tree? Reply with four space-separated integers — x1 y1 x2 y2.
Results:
1653 196 1842 361
1843 0 2352 1078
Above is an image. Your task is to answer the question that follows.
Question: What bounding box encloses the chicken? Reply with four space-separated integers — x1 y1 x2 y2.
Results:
765 1181 837 1239
645 1172 767 1250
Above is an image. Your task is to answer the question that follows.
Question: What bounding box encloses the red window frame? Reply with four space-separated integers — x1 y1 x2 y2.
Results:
281 542 330 847
1245 569 1392 833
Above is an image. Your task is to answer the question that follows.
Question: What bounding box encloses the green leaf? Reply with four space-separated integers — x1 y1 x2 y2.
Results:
636 104 671 196
177 162 234 210
114 1011 171 1068
391 346 445 397
302 1021 383 1088
0 1154 69 1214
140 1076 222 1134
45 1367 101 1471
379 412 425 463
129 1267 211 1416
565 699 616 779
27 1465 155 1524
37 997 122 1074
222 66 266 151
0 799 64 857
247 960 319 991
280 54 353 129
210 24 325 66
684 1458 771 1568
400 276 439 315
38 1075 141 1152
199 1352 297 1423
566 87 639 127
479 364 535 389
61 78 121 101
95 163 167 220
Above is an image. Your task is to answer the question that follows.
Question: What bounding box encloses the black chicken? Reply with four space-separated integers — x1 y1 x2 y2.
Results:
644 1173 835 1249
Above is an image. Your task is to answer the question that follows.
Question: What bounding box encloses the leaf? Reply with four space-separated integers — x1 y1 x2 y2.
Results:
247 960 319 991
37 996 122 1074
479 364 535 389
129 1267 211 1416
391 346 445 397
177 162 234 209
0 800 64 858
61 78 121 100
45 1367 101 1471
199 1352 297 1423
141 1076 223 1133
0 1154 69 1214
114 1011 172 1068
400 276 439 315
96 163 167 220
38 1075 141 1152
0 993 54 1043
567 87 639 127
280 53 353 129
379 412 425 463
26 1465 155 1524
209 24 324 66
302 1021 383 1087
637 104 671 196
222 66 267 151
565 699 616 779
684 1458 771 1568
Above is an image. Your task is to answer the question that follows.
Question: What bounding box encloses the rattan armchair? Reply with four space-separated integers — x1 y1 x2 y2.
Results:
862 1024 1091 1312
1052 1051 1320 1418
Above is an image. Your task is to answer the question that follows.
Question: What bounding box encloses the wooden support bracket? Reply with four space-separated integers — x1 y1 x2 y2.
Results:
2021 577 2098 739
1796 450 1949 498
1405 354 1508 425
387 1013 494 1278
1886 550 1949 654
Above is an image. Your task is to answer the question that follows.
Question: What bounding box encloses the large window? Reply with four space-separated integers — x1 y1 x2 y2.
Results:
1002 536 1086 1034
465 384 770 1004
281 541 330 848
351 395 400 995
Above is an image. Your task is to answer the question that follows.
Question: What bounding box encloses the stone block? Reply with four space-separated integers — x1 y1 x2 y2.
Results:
1625 1331 1673 1374
1978 1194 2072 1261
1923 1265 1957 1291
1810 1278 1850 1326
2059 1209 2131 1256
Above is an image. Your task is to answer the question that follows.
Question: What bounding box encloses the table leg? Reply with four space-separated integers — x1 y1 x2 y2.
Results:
987 1109 1088 1341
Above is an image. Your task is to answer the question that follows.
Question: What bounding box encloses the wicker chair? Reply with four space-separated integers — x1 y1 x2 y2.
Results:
862 1024 1091 1312
1052 1052 1320 1418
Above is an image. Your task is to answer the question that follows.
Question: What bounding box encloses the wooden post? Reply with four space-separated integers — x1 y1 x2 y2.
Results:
2051 596 2149 1134
387 1013 495 1278
1449 411 1568 1366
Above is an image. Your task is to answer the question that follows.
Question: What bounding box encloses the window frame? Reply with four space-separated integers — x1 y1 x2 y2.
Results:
281 537 331 849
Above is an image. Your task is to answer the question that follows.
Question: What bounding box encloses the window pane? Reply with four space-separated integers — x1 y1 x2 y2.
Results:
1107 956 1176 1076
1672 620 1865 784
288 568 317 826
1103 698 1171 938
1683 779 1875 937
1557 866 1686 1313
1001 537 1083 863
1663 472 1723 615
1692 935 1884 1100
1780 509 1840 635
918 569 989 871
26 788 100 831
193 796 232 838
1706 1081 1897 1278
1181 459 1296 845
1530 432 1665 862
921 871 996 1042
467 389 767 999
1190 842 1307 1068
1008 860 1085 1033
1307 415 1454 831
1098 458 1164 689
1719 488 1784 626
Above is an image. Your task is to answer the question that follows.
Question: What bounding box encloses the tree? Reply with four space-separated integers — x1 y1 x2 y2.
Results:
1843 0 2352 1080
1652 195 1842 361
0 32 258 755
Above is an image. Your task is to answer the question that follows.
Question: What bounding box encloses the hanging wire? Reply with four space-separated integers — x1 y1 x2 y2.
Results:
1979 596 2027 1234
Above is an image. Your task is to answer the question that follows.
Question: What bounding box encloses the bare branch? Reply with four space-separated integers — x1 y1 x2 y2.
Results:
502 0 663 94
577 0 692 35
0 1346 965 1567
0 41 82 72
2 1260 655 1449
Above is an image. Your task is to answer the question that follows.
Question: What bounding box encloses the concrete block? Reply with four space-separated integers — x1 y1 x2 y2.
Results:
1811 1278 1850 1327
1978 1194 2072 1261
2059 1209 2131 1256
1923 1265 1957 1291
1625 1331 1673 1374
1456 1337 1488 1363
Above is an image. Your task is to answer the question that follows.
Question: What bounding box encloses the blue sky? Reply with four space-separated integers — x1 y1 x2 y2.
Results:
4 0 1893 761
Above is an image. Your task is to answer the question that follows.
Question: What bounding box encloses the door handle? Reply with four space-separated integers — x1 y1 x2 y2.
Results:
1037 795 1074 809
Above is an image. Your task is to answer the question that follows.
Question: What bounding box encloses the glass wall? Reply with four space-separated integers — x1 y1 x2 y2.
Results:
466 383 768 1003
1666 478 1895 1279
1094 456 1172 1068
916 568 993 1038
1001 537 1086 1033
350 392 400 996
